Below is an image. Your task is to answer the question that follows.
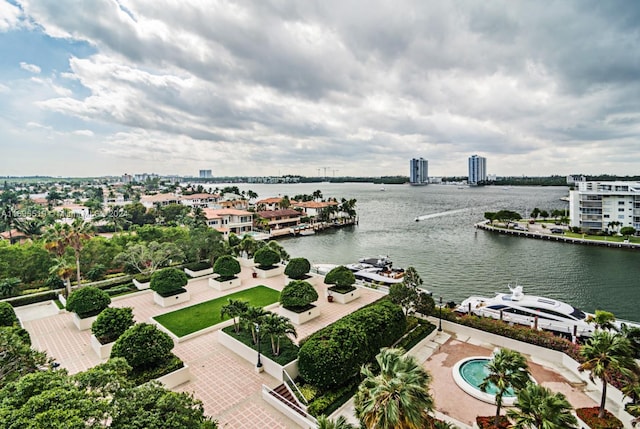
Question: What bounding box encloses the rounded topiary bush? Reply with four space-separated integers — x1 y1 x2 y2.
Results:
280 280 318 311
91 307 135 344
66 287 111 319
324 265 355 289
284 257 311 280
150 268 188 297
111 323 174 370
213 255 241 281
254 247 280 269
0 301 18 327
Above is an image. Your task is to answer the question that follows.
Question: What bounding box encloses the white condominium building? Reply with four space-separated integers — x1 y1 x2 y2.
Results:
569 181 640 232
468 155 487 185
409 158 429 185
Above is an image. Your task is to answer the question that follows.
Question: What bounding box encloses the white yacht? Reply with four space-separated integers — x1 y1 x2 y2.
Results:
346 256 406 287
456 285 596 338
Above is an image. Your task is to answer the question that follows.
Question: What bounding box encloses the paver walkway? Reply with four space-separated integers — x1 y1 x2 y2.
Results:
22 266 383 428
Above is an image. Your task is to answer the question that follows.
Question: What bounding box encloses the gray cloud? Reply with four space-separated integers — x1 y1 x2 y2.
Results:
4 0 640 177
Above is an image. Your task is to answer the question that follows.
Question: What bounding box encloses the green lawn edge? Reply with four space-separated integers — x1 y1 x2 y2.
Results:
154 285 280 337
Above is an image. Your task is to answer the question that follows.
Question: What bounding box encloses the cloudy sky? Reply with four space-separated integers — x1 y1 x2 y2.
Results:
1 0 639 178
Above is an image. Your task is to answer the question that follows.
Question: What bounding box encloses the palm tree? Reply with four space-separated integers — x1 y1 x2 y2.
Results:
220 299 249 333
586 310 617 331
240 306 267 344
66 219 94 286
260 313 297 356
316 415 356 429
355 347 434 429
479 348 531 427
13 217 45 238
579 331 640 418
49 256 75 297
506 383 578 429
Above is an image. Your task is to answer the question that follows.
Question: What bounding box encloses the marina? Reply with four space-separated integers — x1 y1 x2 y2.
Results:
233 182 640 323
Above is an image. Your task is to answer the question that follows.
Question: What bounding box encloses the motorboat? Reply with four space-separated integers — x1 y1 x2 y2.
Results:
346 256 406 287
456 285 597 338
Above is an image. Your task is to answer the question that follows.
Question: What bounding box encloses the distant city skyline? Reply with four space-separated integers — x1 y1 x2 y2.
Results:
2 1 640 177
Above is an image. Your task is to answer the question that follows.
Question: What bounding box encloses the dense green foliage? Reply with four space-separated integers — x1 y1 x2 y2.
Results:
111 323 174 371
0 302 18 327
66 286 111 318
212 255 240 280
91 307 135 345
150 268 188 296
299 299 406 390
284 257 311 279
324 265 355 289
183 261 212 272
280 280 318 311
253 247 280 269
0 326 48 389
222 325 299 366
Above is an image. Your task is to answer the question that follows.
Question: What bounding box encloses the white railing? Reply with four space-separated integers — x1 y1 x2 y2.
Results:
284 369 308 406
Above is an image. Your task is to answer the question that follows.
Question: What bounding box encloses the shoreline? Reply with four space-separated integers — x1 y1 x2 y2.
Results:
476 221 640 250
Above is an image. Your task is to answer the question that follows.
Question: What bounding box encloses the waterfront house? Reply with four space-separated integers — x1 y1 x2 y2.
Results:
140 193 180 209
202 208 253 238
292 200 338 220
256 209 301 232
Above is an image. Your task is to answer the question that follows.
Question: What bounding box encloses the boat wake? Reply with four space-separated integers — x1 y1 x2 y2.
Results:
415 208 470 221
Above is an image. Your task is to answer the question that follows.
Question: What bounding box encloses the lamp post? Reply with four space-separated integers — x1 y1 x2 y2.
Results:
254 323 263 370
438 296 443 332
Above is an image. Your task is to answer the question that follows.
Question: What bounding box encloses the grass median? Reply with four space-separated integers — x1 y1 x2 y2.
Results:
154 285 280 337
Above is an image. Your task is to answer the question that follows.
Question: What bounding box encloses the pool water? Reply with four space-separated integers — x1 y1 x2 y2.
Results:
458 358 516 397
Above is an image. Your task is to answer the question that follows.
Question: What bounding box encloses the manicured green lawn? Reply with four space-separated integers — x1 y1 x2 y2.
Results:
564 232 640 243
154 286 280 337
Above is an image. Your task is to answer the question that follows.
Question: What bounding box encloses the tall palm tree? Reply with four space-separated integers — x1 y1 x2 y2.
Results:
355 347 434 429
220 299 249 333
66 219 94 287
579 331 639 418
316 415 356 429
506 383 578 429
260 313 297 356
13 217 45 238
479 348 531 427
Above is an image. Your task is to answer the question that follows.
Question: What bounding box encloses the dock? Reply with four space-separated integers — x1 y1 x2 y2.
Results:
476 221 640 250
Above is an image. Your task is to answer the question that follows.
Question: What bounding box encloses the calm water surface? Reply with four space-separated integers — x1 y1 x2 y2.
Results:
226 183 640 322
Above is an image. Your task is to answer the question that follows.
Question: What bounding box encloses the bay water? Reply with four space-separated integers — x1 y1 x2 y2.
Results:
227 182 640 322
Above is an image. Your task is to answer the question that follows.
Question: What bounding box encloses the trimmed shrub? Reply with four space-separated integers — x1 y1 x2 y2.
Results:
280 280 319 311
66 287 111 319
299 299 406 389
150 268 188 297
213 255 241 281
0 301 18 326
111 323 175 371
7 291 58 307
134 273 152 283
91 307 134 344
284 258 311 280
324 266 355 288
184 261 212 272
253 247 280 269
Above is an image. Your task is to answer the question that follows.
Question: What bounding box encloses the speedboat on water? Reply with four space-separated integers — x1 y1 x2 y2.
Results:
456 285 598 338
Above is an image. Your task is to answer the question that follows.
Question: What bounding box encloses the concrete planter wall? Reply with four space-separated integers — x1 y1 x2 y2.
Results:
132 278 150 290
209 276 242 291
72 313 98 331
218 329 297 382
153 290 190 308
58 294 67 307
328 287 361 304
279 305 320 325
255 265 285 279
184 267 213 278
156 364 191 389
90 334 115 359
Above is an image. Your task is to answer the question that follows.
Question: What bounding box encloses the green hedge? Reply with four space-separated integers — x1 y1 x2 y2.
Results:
6 291 59 307
0 301 18 326
307 381 359 417
394 319 436 351
183 261 212 272
128 354 184 386
298 299 406 390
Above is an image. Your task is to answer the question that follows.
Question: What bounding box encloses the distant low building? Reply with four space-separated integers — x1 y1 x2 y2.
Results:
202 208 253 238
569 181 640 232
567 174 586 185
256 209 301 231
